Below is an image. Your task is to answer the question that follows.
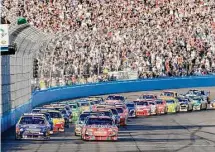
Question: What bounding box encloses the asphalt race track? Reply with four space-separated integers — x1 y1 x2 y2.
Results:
1 87 215 152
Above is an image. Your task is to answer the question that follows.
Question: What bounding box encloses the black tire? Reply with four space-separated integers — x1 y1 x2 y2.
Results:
15 135 21 140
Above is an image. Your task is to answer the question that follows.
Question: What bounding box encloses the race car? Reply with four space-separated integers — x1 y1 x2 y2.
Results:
139 94 157 100
189 96 207 111
177 97 193 112
155 99 167 114
47 110 65 132
114 103 129 118
186 89 210 103
126 102 137 117
81 116 118 141
15 113 51 140
160 91 178 98
134 100 151 116
95 109 116 124
87 100 103 111
77 100 91 113
68 103 80 122
75 113 95 136
165 98 180 113
210 99 215 109
31 109 54 134
147 100 158 115
116 107 128 126
105 95 126 103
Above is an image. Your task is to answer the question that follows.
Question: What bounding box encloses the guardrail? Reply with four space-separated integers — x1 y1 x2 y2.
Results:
2 76 215 132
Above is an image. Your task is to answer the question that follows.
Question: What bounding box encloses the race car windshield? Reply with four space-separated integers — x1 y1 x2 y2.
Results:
156 101 163 104
20 117 45 125
192 97 201 101
54 108 63 111
142 95 155 99
106 96 124 101
116 108 123 113
110 109 118 115
80 114 90 121
61 110 67 114
98 111 112 117
32 109 40 113
69 105 77 109
65 106 70 111
87 118 113 125
126 104 134 107
163 92 174 97
80 103 89 106
149 102 155 105
92 100 100 104
166 100 175 104
136 102 149 106
178 99 188 103
49 112 62 118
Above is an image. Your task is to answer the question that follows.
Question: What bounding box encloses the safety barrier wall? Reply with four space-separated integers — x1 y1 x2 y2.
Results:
2 75 215 132
31 76 215 107
1 24 49 132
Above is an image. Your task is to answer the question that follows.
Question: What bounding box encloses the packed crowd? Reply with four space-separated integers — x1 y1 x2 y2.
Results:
2 0 215 89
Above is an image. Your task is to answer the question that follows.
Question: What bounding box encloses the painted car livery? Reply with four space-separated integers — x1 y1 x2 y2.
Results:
15 113 50 140
46 110 65 132
81 116 118 141
155 99 167 114
134 100 151 116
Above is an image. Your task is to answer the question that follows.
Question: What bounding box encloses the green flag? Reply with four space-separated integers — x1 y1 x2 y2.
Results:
17 17 27 25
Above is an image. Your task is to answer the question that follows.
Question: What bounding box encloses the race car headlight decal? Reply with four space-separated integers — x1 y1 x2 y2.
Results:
41 128 46 133
19 128 24 132
86 129 93 135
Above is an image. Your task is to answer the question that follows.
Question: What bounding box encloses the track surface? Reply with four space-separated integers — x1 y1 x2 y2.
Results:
2 87 215 152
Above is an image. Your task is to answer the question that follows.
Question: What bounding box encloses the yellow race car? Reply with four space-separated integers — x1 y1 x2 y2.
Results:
46 110 65 132
160 97 180 113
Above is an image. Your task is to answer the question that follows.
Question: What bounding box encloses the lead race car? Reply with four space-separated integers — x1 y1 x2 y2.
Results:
81 116 118 141
15 113 51 140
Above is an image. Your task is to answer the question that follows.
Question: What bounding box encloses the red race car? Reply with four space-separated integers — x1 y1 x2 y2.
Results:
81 116 118 141
116 107 128 126
155 99 168 114
134 100 151 116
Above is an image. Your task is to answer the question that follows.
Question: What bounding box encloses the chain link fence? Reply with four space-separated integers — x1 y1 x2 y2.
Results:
1 23 51 132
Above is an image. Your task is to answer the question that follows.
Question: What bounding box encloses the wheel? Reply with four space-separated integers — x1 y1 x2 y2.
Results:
75 132 78 136
15 135 21 140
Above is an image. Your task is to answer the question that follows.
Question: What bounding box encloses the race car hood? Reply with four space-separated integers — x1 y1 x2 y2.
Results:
136 105 150 110
193 101 201 106
86 125 117 129
52 118 65 125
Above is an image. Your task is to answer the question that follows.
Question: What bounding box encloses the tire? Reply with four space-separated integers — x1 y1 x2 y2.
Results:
15 135 21 140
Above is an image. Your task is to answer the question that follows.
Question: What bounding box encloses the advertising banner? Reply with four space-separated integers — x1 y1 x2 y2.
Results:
0 24 9 52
